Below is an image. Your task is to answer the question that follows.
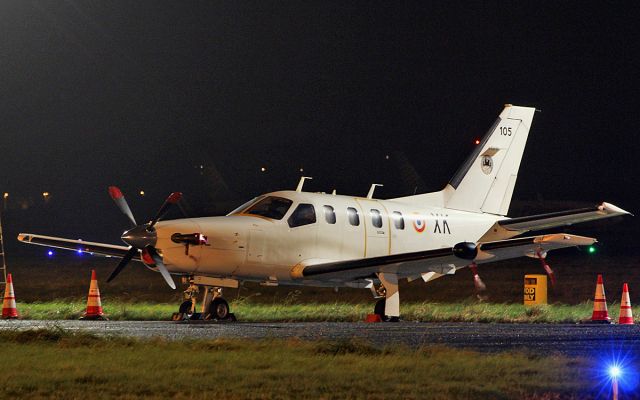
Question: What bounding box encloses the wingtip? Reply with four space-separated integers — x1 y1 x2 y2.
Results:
599 202 633 216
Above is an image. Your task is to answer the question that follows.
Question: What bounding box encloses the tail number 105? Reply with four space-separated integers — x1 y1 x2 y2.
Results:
499 127 512 136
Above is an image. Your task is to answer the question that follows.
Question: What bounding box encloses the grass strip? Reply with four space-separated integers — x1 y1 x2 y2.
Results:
0 328 595 399
13 300 614 323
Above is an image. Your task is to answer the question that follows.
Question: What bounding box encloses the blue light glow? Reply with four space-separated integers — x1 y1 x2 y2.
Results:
47 250 54 257
592 349 639 398
609 365 622 378
76 249 83 255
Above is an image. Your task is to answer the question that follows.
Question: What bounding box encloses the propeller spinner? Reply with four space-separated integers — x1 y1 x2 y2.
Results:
106 186 181 289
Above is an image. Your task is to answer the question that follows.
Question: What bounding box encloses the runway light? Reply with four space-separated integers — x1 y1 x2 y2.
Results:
3 192 8 199
47 250 54 257
610 365 622 378
76 249 83 255
588 245 597 254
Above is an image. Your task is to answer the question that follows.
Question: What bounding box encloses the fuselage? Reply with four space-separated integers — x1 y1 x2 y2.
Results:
152 190 506 287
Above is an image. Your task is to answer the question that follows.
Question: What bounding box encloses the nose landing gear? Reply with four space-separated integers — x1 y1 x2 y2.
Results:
172 277 237 322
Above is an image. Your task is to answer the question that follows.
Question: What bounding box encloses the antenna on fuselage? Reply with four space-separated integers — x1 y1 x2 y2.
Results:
366 184 383 199
296 176 313 192
331 189 337 195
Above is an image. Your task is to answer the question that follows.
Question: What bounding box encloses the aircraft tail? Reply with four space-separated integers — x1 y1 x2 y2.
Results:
393 104 536 216
445 104 536 215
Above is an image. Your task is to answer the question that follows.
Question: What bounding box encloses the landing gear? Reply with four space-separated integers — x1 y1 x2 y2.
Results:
209 298 230 320
172 280 236 322
370 272 401 322
373 299 400 322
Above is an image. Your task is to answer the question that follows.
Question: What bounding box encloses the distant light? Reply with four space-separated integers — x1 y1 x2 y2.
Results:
139 190 145 196
589 246 597 254
47 250 54 257
299 168 304 172
3 192 8 199
42 192 50 198
385 155 390 160
609 365 622 378
261 167 266 172
474 139 481 145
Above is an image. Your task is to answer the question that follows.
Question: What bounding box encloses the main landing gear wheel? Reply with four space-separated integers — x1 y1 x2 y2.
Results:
208 298 230 320
373 299 399 322
171 300 194 321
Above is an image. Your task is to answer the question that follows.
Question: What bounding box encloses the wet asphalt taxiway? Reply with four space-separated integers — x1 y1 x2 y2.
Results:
1 320 640 356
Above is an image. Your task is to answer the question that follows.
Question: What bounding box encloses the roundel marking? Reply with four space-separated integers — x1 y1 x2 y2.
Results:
413 217 426 233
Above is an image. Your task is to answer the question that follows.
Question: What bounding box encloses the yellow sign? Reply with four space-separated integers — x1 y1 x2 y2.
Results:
524 274 547 305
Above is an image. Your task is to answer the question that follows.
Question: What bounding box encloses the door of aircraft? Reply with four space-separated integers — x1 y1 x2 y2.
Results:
283 203 319 266
355 199 390 257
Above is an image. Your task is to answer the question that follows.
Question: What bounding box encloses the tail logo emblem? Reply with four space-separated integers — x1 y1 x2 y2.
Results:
481 155 493 175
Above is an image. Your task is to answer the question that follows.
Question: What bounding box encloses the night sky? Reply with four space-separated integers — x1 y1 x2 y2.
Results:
0 2 638 245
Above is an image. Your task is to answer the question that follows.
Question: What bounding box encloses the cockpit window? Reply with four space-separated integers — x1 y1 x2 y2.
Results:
242 196 293 220
288 203 317 228
228 196 263 215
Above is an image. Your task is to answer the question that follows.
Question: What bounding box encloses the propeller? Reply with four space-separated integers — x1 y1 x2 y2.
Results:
106 186 181 289
468 263 486 292
536 250 556 286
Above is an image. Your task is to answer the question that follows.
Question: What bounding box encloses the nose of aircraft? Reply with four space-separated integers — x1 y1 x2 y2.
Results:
121 225 158 249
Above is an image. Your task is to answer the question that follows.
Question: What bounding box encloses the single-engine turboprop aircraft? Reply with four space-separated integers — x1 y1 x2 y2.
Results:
18 105 631 321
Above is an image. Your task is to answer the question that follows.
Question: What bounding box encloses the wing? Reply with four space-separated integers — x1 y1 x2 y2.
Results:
17 233 139 260
292 233 595 284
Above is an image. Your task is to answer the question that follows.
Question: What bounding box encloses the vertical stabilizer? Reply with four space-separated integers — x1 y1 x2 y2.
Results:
444 105 536 215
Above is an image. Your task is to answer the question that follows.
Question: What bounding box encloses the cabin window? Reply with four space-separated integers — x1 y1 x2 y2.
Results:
243 196 292 220
370 209 383 228
347 207 360 226
323 205 336 224
288 203 317 228
392 211 405 230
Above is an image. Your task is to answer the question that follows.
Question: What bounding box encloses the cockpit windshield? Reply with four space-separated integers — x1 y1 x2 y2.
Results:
236 196 293 220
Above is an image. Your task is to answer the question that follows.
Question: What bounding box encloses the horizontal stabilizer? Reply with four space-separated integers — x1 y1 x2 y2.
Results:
498 202 631 232
17 233 135 260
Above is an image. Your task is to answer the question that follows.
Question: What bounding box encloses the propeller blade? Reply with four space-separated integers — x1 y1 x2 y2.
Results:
107 247 138 283
108 186 137 227
147 246 176 289
469 263 486 291
148 192 182 229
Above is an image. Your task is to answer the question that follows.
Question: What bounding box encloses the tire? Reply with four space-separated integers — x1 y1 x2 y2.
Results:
374 299 386 317
178 300 193 315
374 299 400 322
209 298 230 320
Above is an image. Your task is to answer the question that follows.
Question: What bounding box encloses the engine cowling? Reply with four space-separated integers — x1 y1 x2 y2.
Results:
452 242 478 260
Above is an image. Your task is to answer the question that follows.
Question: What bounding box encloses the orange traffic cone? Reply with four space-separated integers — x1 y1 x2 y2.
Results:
589 274 611 324
2 273 19 319
618 283 634 325
80 270 108 320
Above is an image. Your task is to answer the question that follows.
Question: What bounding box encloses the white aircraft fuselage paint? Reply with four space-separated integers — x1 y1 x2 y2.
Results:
152 190 505 286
